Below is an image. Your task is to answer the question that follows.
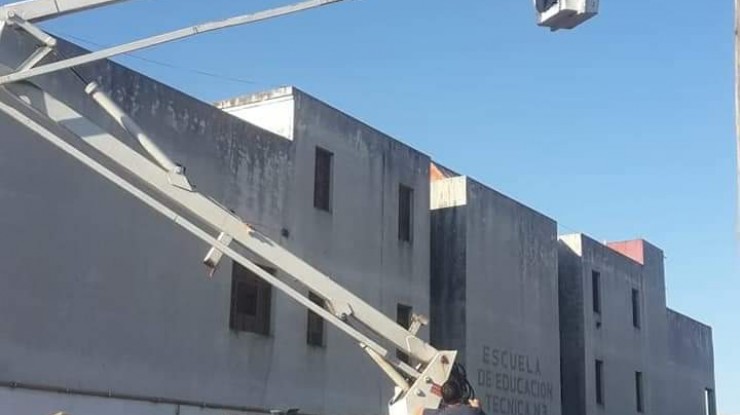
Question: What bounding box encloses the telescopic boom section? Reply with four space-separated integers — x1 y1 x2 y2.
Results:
0 0 132 21
0 0 347 86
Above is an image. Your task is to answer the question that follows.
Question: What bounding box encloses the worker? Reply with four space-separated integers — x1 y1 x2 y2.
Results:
419 380 486 415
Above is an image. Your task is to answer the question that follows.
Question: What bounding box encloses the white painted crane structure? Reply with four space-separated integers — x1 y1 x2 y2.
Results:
0 1 597 415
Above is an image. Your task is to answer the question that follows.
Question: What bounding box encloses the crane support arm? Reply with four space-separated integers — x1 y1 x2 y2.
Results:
0 0 346 85
0 0 132 22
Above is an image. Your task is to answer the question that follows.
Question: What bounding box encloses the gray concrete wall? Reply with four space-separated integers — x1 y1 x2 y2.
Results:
557 237 586 415
464 179 560 415
270 88 433 415
430 176 467 358
559 235 668 415
638 240 671 415
220 87 433 414
431 177 561 415
0 28 431 415
665 309 716 415
557 235 714 415
429 208 467 355
0 28 298 412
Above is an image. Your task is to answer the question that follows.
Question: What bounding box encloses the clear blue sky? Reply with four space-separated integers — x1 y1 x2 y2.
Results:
17 0 738 412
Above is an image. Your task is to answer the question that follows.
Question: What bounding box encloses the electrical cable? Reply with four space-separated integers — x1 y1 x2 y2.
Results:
51 31 262 86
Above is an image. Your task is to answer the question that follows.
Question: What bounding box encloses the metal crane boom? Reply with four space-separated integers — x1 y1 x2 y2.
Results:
0 0 131 22
0 0 345 85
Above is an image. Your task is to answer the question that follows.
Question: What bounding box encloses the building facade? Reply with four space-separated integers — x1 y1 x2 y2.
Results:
0 32 430 415
666 309 716 415
216 86 435 415
0 32 716 415
429 172 560 415
558 235 716 415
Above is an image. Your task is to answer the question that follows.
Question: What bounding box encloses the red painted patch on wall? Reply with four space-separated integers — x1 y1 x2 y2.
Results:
606 240 645 265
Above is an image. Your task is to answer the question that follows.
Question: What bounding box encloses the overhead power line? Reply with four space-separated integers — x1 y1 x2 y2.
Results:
53 31 263 86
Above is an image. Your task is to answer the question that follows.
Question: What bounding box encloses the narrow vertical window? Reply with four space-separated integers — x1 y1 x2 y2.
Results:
595 359 604 406
306 292 326 347
398 184 414 242
396 304 413 363
592 270 602 315
632 288 641 328
313 147 333 212
230 262 274 336
705 388 716 415
635 371 644 413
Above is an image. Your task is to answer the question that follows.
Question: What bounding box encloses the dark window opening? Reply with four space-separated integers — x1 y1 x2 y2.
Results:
632 288 641 329
307 292 326 347
595 359 604 406
635 371 644 413
398 185 414 242
313 147 333 212
397 303 413 364
230 262 274 335
592 270 602 315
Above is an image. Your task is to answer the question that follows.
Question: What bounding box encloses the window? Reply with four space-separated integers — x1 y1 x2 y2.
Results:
313 147 333 212
307 292 326 347
229 262 274 335
635 371 644 413
595 359 604 406
705 388 716 415
632 288 641 329
592 270 602 314
396 304 413 363
398 185 414 242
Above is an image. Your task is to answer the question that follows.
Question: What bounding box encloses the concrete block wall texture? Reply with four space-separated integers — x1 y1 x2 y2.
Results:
0 29 431 415
558 235 715 415
430 174 561 415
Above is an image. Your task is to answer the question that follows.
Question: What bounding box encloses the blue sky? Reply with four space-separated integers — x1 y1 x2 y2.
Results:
16 0 738 412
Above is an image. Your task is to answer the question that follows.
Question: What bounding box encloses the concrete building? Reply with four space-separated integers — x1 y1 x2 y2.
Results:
429 169 560 415
215 86 435 414
558 236 716 415
0 32 431 415
666 309 716 415
0 31 716 415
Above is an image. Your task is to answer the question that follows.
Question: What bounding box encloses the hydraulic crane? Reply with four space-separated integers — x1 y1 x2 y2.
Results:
0 1 597 415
